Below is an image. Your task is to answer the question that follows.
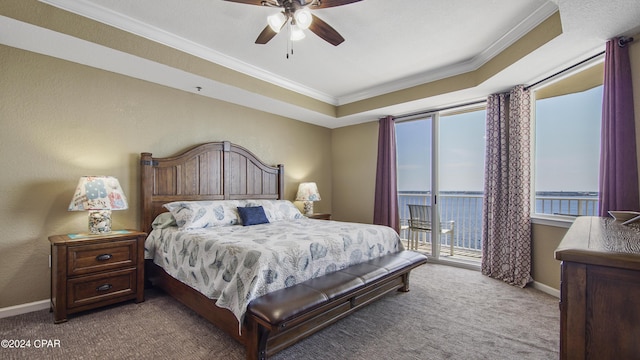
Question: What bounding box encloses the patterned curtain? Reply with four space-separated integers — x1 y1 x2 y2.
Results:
373 116 400 233
481 85 533 288
598 37 639 215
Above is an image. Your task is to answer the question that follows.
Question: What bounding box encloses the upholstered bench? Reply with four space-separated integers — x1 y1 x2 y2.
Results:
246 250 428 359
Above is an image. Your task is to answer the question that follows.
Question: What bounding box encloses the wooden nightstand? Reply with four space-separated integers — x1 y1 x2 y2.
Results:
49 230 146 323
305 213 331 220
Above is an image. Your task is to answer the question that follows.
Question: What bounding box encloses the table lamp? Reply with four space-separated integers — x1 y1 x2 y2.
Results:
68 176 128 234
296 182 321 215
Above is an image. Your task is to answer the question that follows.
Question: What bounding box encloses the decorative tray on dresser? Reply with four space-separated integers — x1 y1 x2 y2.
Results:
555 216 640 359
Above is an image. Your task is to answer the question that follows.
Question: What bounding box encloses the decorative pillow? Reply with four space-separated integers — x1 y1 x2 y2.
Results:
151 212 177 229
245 200 304 222
163 200 243 230
237 206 269 226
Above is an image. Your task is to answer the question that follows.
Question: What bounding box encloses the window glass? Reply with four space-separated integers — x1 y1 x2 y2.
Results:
396 117 432 252
396 118 432 193
534 85 602 216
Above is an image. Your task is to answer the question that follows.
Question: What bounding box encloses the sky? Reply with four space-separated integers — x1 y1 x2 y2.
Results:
396 86 602 193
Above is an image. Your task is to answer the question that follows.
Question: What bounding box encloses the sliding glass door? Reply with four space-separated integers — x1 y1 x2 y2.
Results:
396 114 441 257
438 109 486 258
397 106 486 261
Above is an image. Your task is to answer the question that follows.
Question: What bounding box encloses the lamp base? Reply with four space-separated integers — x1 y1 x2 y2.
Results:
302 201 314 215
88 210 112 234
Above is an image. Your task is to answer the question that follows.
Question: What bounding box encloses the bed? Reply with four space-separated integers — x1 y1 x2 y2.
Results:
141 141 427 359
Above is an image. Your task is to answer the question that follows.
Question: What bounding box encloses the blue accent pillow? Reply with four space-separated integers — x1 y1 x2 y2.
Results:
237 206 269 226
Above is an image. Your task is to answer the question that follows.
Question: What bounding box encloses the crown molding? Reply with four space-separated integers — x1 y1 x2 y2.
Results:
39 0 557 107
38 0 339 105
337 2 559 105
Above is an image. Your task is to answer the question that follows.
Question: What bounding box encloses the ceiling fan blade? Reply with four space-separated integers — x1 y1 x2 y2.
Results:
308 14 344 46
223 0 265 5
311 0 363 9
255 25 278 44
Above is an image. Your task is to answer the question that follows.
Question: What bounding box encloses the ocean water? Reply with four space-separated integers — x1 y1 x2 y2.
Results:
398 191 599 251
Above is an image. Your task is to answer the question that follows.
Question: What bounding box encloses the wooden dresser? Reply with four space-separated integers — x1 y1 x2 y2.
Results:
555 216 640 359
49 230 146 323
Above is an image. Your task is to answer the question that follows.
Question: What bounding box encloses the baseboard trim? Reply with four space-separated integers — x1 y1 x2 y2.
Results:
532 281 560 298
0 299 50 319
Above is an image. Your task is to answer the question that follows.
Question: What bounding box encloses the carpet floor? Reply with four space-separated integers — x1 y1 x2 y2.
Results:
0 262 559 359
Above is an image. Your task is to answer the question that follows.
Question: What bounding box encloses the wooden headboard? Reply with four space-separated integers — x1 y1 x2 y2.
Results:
140 141 284 233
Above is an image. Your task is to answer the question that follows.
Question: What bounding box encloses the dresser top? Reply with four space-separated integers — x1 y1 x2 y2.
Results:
555 216 640 270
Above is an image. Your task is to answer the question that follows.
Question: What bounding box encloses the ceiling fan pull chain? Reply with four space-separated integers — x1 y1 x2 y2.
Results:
286 23 292 59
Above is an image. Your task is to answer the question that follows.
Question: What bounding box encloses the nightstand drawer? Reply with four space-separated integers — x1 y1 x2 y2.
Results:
67 268 137 308
67 239 138 276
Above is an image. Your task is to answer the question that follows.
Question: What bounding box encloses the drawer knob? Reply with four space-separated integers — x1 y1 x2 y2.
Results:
96 284 112 292
96 254 113 261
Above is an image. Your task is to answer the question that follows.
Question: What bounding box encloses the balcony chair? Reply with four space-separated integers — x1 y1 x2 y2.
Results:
407 204 455 255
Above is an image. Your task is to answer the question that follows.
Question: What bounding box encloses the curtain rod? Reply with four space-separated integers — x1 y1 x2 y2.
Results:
393 37 634 119
392 99 487 121
619 36 635 47
524 50 604 90
524 36 634 91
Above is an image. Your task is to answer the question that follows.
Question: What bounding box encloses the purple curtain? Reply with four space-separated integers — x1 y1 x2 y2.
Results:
481 85 533 288
373 116 400 233
598 37 639 215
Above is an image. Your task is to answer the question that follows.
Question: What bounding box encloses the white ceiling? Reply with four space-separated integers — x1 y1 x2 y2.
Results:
3 0 640 128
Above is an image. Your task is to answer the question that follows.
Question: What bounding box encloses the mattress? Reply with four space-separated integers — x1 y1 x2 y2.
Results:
144 218 404 325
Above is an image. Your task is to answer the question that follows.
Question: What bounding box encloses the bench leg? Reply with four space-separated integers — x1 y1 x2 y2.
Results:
245 320 270 360
398 272 411 292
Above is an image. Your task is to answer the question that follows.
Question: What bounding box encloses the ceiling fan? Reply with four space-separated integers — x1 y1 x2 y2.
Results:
224 0 363 46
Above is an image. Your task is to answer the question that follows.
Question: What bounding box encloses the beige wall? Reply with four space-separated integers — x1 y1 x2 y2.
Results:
0 45 332 308
331 121 379 223
530 224 567 290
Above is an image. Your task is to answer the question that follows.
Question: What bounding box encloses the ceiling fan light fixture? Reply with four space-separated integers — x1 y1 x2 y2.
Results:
290 24 306 41
294 8 312 30
234 0 350 48
267 12 286 33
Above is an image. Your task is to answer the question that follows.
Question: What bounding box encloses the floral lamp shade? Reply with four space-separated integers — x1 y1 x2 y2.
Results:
296 182 321 215
68 176 128 234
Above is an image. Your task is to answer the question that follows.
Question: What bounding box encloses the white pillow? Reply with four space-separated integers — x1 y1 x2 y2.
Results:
245 200 303 222
163 200 243 230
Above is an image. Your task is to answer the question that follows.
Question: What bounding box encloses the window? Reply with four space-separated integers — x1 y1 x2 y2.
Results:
395 57 604 256
533 61 603 217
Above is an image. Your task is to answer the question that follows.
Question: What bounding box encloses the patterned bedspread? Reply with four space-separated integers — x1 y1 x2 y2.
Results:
144 218 403 328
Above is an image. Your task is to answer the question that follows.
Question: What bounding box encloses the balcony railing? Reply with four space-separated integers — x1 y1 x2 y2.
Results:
399 191 598 258
535 194 598 216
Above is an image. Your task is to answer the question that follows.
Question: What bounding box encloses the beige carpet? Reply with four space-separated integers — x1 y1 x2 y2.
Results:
0 263 559 359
